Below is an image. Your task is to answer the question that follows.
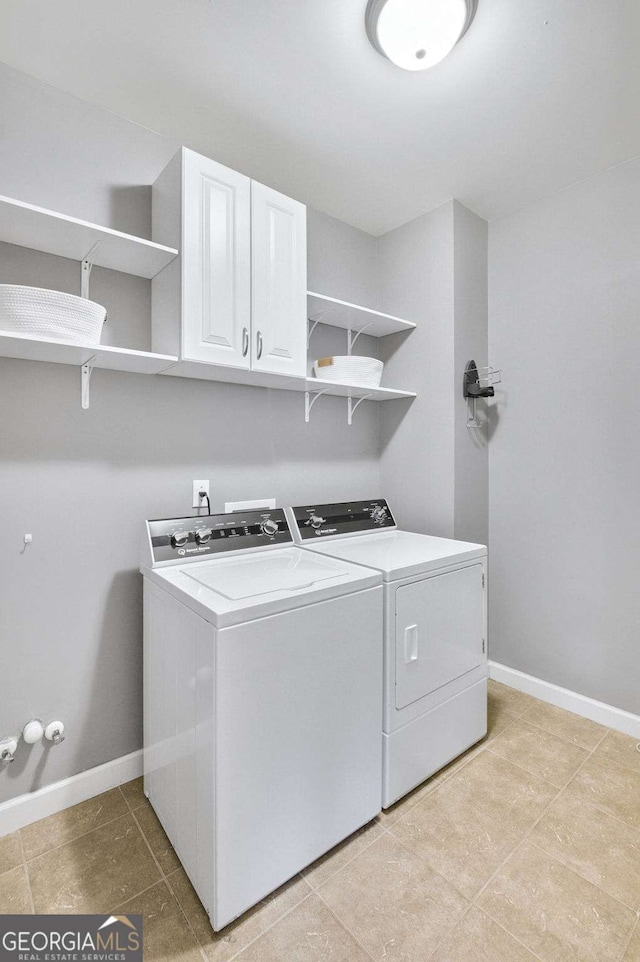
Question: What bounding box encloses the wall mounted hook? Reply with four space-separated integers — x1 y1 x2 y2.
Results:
463 359 502 430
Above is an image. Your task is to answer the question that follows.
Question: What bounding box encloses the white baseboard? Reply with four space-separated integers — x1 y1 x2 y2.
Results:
0 749 143 838
489 661 640 739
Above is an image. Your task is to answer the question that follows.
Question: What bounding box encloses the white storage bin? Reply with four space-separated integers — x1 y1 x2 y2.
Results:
0 284 107 345
313 355 384 387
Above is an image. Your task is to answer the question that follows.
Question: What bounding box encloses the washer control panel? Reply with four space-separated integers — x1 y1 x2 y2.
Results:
291 499 396 540
147 508 292 564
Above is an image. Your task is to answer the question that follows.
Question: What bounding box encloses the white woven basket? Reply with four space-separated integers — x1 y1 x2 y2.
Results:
0 285 107 346
313 355 384 387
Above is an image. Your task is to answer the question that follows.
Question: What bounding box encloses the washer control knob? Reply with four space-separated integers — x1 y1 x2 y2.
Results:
260 518 279 538
308 514 325 529
171 530 190 548
195 528 212 545
371 505 387 523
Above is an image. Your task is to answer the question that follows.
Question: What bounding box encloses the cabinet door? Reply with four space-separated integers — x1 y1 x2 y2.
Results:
251 181 307 377
182 149 251 367
395 565 484 710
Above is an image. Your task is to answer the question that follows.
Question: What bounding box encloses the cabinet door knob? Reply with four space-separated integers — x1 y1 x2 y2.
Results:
242 327 249 357
256 330 263 360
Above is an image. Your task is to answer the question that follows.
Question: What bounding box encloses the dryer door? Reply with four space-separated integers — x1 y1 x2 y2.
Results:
395 564 484 710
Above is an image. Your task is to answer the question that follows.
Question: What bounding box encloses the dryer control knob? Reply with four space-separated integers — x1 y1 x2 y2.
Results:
260 519 279 537
171 530 190 548
195 528 212 545
308 514 325 529
371 506 387 523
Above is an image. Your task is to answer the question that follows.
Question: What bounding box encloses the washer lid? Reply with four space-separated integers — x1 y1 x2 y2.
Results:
142 546 382 628
184 550 350 599
300 530 486 581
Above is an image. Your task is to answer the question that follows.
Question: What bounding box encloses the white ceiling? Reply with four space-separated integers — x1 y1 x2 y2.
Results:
1 0 639 235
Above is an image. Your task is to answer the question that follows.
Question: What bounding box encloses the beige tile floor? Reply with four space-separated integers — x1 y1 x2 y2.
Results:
1 681 639 962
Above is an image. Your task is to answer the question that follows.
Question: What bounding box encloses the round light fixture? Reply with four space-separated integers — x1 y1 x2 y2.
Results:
365 0 478 71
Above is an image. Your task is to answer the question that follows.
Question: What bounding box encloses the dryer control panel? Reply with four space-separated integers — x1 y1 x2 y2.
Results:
146 508 292 564
290 499 396 540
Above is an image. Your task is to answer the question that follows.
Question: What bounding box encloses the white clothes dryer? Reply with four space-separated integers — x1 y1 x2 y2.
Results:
287 499 488 808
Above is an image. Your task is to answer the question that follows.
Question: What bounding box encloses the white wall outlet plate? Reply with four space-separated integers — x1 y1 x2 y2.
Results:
193 480 210 509
224 498 276 513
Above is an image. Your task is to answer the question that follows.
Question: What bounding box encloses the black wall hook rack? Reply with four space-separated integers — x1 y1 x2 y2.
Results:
463 360 501 429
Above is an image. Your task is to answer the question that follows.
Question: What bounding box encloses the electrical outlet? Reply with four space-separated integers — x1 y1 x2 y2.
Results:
192 480 210 509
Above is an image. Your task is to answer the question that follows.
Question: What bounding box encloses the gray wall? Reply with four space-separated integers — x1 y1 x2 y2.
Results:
453 202 489 547
489 159 640 714
378 202 489 545
0 66 382 802
378 203 456 536
306 208 380 374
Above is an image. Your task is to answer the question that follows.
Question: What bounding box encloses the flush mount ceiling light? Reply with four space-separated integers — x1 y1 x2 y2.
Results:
365 0 478 71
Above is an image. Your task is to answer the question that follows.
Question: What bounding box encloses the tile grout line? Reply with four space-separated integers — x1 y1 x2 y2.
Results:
17 830 35 915
122 787 316 962
383 689 578 836
119 783 148 814
423 899 547 962
125 799 209 962
488 684 537 717
161 874 210 962
554 739 640 833
382 740 492 831
386 716 612 962
385 726 531 836
526 837 640 917
378 828 484 962
482 716 612 792
119 877 176 910
21 798 134 865
220 889 317 962
464 728 613 913
483 741 583 790
530 792 640 870
302 823 390 891
312 885 379 962
473 903 548 962
504 706 608 752
593 742 640 779
120 790 209 962
222 827 392 962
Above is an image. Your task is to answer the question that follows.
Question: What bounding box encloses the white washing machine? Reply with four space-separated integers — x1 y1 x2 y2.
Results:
141 507 382 930
287 499 488 808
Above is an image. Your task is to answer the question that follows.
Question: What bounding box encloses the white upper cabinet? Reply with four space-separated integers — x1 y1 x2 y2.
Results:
251 182 307 377
152 148 251 368
182 151 251 368
152 148 306 378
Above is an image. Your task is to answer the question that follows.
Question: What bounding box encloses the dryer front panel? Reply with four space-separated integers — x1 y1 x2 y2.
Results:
395 564 484 710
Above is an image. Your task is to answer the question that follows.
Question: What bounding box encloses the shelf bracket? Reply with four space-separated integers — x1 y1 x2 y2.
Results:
81 356 96 410
347 394 372 426
347 323 373 355
304 388 330 423
307 309 334 347
80 242 102 300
